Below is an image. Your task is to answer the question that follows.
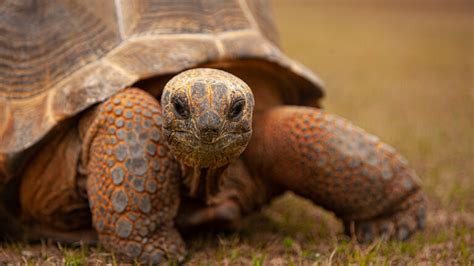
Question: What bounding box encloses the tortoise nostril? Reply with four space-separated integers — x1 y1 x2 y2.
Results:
197 111 222 142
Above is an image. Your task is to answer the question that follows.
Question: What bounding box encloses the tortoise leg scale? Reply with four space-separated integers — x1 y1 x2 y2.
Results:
245 106 426 242
82 88 185 263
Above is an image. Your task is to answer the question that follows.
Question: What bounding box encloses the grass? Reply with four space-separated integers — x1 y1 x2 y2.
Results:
1 0 473 264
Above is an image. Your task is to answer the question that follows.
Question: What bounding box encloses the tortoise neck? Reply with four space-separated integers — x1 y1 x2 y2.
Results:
181 163 228 203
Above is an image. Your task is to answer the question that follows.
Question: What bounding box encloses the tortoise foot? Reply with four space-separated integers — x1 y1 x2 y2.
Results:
346 189 426 242
109 227 185 264
176 198 241 233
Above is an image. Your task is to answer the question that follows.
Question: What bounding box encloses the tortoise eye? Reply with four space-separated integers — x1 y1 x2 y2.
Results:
172 96 190 119
228 99 245 120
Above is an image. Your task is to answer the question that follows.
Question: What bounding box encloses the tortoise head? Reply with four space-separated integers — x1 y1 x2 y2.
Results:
161 68 254 168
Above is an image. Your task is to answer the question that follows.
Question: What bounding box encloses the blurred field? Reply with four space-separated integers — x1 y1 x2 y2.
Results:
1 0 473 264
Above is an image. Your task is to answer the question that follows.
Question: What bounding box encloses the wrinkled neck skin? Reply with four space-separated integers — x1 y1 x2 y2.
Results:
179 162 229 204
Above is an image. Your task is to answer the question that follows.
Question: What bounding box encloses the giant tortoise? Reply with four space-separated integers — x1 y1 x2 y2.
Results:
0 0 426 263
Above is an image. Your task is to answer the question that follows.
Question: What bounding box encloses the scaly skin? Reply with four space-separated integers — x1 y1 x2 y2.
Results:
244 106 426 242
74 68 256 263
9 69 425 263
82 88 185 263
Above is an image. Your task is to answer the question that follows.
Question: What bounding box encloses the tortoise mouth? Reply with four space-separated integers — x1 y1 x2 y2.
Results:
199 131 220 144
163 128 252 168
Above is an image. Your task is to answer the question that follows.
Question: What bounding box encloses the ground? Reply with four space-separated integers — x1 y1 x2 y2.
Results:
1 0 473 264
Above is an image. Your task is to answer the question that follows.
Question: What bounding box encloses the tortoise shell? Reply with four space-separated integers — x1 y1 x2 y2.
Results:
0 0 323 177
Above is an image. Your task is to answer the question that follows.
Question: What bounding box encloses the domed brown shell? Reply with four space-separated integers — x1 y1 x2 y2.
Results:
0 0 324 177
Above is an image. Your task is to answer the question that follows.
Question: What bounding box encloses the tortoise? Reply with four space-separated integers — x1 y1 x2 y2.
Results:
0 0 426 263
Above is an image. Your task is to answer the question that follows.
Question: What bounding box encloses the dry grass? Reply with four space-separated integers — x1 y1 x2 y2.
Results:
1 0 473 264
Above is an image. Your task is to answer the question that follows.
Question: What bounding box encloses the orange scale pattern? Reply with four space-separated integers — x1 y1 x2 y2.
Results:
246 106 426 242
85 88 185 262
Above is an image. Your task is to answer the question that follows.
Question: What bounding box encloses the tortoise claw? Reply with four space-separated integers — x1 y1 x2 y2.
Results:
347 189 426 242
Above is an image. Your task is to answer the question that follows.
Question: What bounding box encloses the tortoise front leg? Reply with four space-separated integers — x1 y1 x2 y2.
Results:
176 160 274 233
82 88 185 263
245 106 426 242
